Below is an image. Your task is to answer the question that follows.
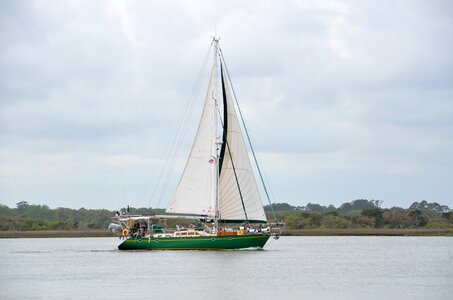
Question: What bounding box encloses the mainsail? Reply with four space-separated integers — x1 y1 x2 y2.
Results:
166 57 218 217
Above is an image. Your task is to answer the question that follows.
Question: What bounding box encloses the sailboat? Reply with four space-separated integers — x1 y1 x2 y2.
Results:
111 38 278 250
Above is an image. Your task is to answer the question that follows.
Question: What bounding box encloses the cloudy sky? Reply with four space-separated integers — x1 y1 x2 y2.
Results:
1 0 452 210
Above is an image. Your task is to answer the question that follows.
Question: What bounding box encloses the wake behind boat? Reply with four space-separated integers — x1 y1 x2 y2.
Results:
109 38 279 250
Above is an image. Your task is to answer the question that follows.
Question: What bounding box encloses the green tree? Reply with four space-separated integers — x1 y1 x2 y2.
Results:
0 204 16 216
361 208 384 228
284 214 303 229
265 203 295 212
24 204 55 220
305 203 327 213
339 199 379 212
382 209 411 228
16 201 29 216
321 214 350 229
409 209 428 227
410 201 450 213
442 212 453 224
351 215 375 228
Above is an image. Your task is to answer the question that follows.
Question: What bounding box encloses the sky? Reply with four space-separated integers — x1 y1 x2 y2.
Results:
1 0 452 210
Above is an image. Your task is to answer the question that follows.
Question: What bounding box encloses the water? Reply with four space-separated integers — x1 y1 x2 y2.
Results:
0 236 452 299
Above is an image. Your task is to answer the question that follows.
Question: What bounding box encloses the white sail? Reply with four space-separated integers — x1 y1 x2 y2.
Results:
218 67 267 223
166 60 218 217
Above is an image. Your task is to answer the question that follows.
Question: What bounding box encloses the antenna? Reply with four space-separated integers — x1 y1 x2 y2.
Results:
212 25 220 44
211 35 220 44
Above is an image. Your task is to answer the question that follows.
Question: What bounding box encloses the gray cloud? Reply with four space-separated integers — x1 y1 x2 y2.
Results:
1 0 452 210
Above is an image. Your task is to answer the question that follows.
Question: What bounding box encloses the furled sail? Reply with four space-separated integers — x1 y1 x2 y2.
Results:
218 65 267 223
166 61 218 217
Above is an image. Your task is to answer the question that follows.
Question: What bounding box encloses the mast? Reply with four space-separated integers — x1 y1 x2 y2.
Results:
213 37 220 231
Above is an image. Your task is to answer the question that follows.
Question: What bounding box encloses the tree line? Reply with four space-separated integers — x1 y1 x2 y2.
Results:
0 201 164 231
0 199 452 231
264 199 453 229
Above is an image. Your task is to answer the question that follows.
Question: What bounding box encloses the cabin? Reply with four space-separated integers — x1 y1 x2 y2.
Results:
172 230 202 238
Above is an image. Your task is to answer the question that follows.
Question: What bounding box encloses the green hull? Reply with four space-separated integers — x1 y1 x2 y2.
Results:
118 234 270 250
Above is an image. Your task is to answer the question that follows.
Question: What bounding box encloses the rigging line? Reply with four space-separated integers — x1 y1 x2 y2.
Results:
156 89 196 207
137 134 172 206
137 68 206 208
217 69 249 223
219 48 278 223
149 71 198 207
150 43 213 208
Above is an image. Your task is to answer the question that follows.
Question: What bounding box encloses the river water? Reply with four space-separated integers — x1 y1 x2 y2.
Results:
0 236 451 299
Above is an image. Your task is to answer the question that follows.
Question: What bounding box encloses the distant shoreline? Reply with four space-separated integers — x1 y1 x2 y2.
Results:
0 230 114 238
283 228 453 236
0 228 452 238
